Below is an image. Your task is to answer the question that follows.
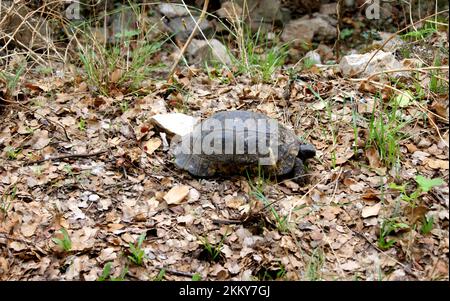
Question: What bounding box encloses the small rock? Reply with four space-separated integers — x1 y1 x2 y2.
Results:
189 39 233 66
235 0 282 23
187 188 201 202
187 39 208 56
163 185 190 205
150 113 199 136
217 1 243 21
304 50 322 65
158 3 189 18
88 194 100 202
339 50 403 78
417 138 432 148
282 16 336 47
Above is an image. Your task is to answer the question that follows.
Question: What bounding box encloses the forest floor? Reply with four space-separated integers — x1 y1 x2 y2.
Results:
0 3 449 281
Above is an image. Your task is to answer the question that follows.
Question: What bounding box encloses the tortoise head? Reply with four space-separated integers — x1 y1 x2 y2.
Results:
298 143 316 160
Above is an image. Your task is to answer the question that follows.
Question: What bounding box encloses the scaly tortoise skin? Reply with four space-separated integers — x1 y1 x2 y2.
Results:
172 111 315 184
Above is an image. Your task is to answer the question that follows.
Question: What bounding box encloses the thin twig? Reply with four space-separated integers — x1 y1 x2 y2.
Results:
162 267 196 278
25 150 107 165
212 219 242 225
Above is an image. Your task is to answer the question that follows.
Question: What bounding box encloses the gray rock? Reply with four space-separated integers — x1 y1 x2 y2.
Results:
304 50 322 65
234 0 282 22
188 39 233 67
158 3 190 18
217 1 243 21
281 16 336 47
339 50 403 78
89 194 100 202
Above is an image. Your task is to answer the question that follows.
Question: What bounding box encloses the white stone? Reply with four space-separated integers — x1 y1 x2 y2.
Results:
189 39 233 67
304 50 322 65
339 50 403 78
151 113 199 136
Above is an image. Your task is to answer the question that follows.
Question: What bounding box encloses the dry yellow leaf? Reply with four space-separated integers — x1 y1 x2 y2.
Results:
164 185 190 205
361 202 381 218
143 137 162 155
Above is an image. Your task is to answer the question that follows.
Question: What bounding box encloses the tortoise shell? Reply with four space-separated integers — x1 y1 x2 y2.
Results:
172 110 315 179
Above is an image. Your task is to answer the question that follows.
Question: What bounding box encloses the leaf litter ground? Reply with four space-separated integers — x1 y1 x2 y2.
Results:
0 64 448 281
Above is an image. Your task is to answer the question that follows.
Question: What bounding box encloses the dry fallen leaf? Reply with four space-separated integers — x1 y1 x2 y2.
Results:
431 100 448 119
361 202 381 218
405 143 418 153
425 158 449 170
225 195 245 209
361 189 380 202
335 149 354 165
349 182 365 192
283 180 299 190
28 129 50 150
143 138 161 155
341 260 360 271
404 206 428 225
21 223 38 237
110 68 122 83
163 185 190 205
311 100 327 110
365 147 381 168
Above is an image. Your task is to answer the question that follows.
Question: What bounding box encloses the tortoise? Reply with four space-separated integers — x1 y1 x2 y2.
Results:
171 110 315 184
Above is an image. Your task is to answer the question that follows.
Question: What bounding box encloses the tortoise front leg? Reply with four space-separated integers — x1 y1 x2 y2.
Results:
292 157 307 185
